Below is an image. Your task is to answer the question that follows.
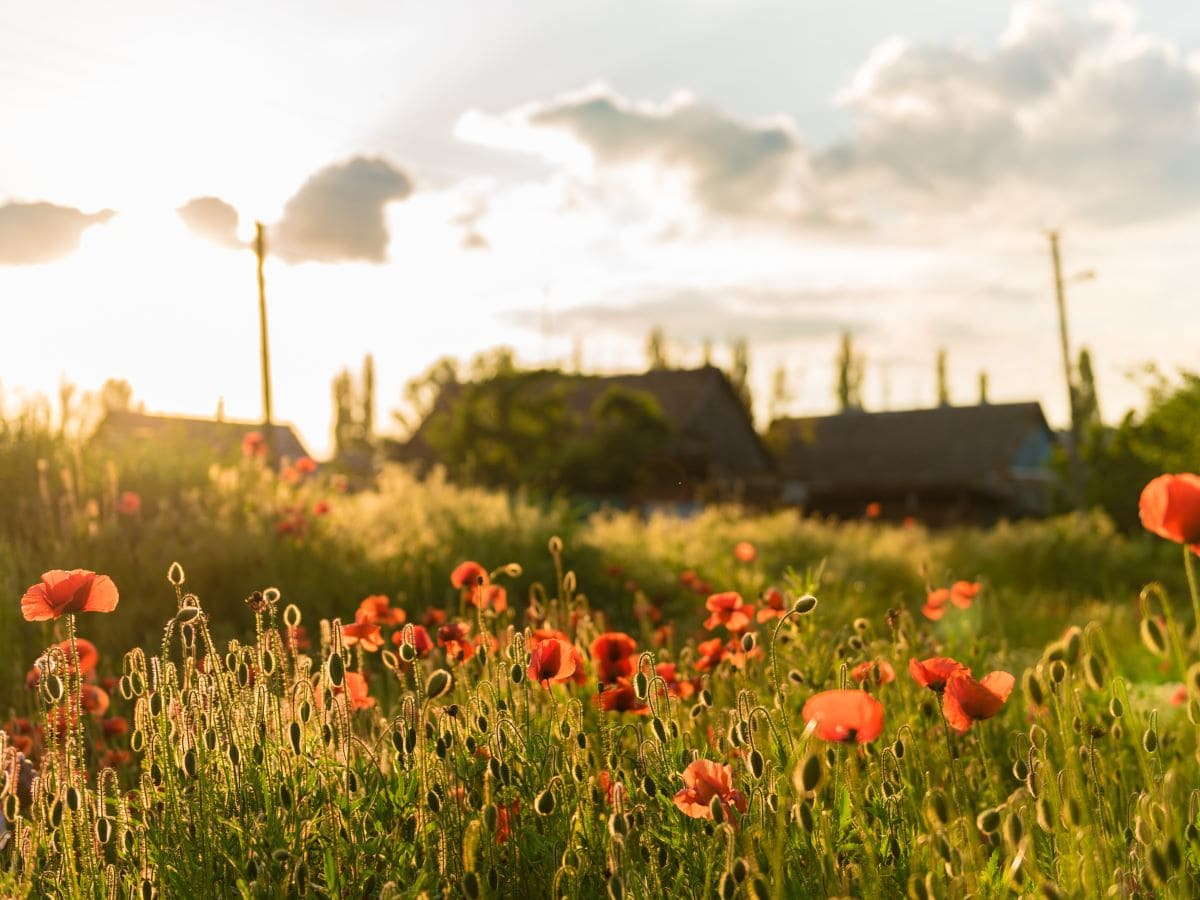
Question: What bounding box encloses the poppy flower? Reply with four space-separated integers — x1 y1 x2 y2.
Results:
865 501 882 519
21 570 119 622
312 500 331 517
450 561 488 591
734 541 757 563
357 595 406 627
99 749 132 769
1171 684 1188 706
593 678 649 714
477 584 507 614
908 656 967 693
943 670 1014 732
116 491 141 516
32 638 99 680
80 684 110 717
528 638 578 687
704 592 754 634
802 689 885 743
679 569 698 588
294 456 318 475
392 624 434 658
241 431 266 458
532 629 587 684
673 759 747 821
922 588 951 621
653 624 674 648
423 608 447 628
596 770 623 806
285 624 311 652
757 587 788 623
656 662 698 700
495 800 520 843
902 516 918 529
1139 474 1200 552
850 660 896 687
437 622 476 663
101 716 129 738
949 581 980 609
335 671 375 711
590 632 637 683
342 621 384 652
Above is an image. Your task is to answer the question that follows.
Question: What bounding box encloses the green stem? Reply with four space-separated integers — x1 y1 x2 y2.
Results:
1184 546 1200 648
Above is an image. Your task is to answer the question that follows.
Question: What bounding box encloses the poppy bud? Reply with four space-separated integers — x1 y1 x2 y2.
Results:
140 879 155 900
176 606 203 624
1012 757 1029 781
1029 724 1047 749
279 783 292 809
575 733 587 750
793 595 818 615
1048 660 1067 686
1148 846 1170 885
288 721 302 755
1140 617 1168 657
1143 727 1158 753
892 738 905 760
326 653 345 687
463 872 480 899
633 672 649 700
510 663 524 685
718 872 735 900
641 774 657 797
1004 811 1024 845
741 632 756 653
606 874 623 900
426 669 453 699
796 753 822 795
925 789 950 827
227 743 241 766
1108 695 1123 718
748 749 765 780
708 795 725 824
796 801 815 833
261 649 277 676
651 717 667 744
96 816 114 845
43 675 64 704
536 789 556 816
150 762 163 786
167 561 185 586
699 688 713 707
975 808 1000 835
427 790 441 813
1189 698 1200 726
65 786 81 812
119 675 133 700
787 669 805 685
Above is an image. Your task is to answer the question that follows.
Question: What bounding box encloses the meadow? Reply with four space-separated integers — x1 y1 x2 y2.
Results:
1 412 1199 897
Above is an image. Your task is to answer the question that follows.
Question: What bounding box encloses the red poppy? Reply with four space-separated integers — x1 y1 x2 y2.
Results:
335 671 375 711
281 464 301 486
450 561 488 590
102 716 129 738
1140 474 1200 551
116 491 141 516
850 660 896 687
865 501 882 519
589 632 637 683
949 581 980 610
656 662 698 700
295 456 318 474
21 570 119 622
922 588 950 621
532 629 586 684
285 624 311 652
496 800 520 843
593 678 649 714
40 637 99 678
357 595 406 627
312 500 331 517
423 608 447 628
673 759 747 820
99 749 132 769
477 583 507 614
241 431 266 458
1171 684 1188 706
679 569 698 588
902 516 918 529
80 684 110 717
528 638 577 687
802 689 885 743
908 656 967 692
342 621 384 652
757 587 788 623
704 592 754 633
392 624 434 658
438 622 475 663
734 541 757 563
596 770 622 806
943 670 1014 732
653 623 674 648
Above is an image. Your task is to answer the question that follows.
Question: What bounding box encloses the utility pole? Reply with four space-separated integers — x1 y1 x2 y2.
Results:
254 222 275 458
1049 230 1083 511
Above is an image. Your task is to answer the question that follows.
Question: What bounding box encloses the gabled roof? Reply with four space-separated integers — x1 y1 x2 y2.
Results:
92 410 311 462
396 365 773 476
766 402 1052 494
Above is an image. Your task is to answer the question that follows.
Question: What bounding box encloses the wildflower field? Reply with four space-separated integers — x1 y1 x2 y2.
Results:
3 428 1200 897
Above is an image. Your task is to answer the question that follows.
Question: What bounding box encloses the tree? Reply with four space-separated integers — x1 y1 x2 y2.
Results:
100 378 134 413
361 354 376 440
835 331 863 411
769 363 791 422
978 371 989 405
728 338 752 416
393 357 459 437
936 348 949 406
332 369 356 459
562 386 674 494
646 327 669 370
1075 347 1100 431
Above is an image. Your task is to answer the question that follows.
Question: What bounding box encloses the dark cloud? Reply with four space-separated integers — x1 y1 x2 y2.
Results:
0 201 114 265
177 196 243 248
271 156 413 263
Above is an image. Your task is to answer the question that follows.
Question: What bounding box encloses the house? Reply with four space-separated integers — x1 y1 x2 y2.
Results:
388 366 776 505
765 402 1056 524
92 410 311 464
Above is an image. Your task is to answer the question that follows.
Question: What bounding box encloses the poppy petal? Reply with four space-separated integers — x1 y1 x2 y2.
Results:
81 575 119 614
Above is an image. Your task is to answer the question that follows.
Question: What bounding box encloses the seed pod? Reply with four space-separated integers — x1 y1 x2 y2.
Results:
426 669 453 699
1140 617 1168 657
535 789 556 816
793 595 818 615
925 789 950 827
718 872 735 900
326 653 345 687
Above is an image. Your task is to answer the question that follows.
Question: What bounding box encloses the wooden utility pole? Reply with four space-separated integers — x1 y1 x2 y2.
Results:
254 222 275 457
1049 230 1084 511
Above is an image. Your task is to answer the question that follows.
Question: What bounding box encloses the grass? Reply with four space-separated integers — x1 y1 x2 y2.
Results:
1 413 1198 896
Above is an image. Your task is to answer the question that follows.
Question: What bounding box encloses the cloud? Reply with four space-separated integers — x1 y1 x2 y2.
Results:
177 196 243 248
0 201 115 265
459 87 841 229
822 2 1200 223
271 156 414 263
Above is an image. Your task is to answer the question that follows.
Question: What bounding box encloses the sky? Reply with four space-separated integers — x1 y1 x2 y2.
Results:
4 0 1200 456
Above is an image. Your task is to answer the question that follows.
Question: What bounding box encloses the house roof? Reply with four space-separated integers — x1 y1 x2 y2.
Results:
394 365 773 476
766 402 1053 496
92 410 311 462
